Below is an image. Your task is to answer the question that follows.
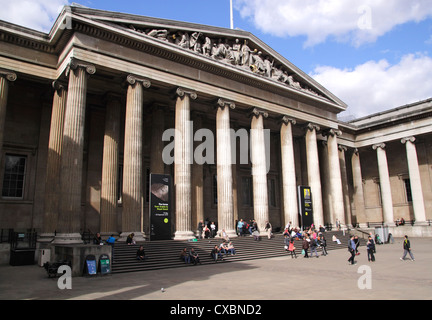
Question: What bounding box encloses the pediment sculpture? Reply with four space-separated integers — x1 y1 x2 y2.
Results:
125 24 323 98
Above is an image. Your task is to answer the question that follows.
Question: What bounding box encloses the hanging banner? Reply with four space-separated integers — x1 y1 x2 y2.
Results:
149 174 172 240
298 186 313 230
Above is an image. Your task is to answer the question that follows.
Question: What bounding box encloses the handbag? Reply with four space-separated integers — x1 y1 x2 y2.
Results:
301 249 305 255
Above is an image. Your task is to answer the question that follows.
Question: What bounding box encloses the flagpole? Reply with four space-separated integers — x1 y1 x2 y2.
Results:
230 0 234 29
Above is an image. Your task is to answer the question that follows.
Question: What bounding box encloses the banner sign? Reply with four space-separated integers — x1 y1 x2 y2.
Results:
298 186 313 229
149 174 172 240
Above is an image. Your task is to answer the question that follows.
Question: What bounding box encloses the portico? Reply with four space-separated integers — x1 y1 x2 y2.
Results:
0 5 431 250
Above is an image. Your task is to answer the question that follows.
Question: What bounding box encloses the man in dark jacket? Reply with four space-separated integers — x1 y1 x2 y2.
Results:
348 236 357 265
136 245 146 261
400 235 415 261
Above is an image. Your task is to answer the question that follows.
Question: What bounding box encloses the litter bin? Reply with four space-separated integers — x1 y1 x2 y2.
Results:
375 225 389 244
10 248 35 266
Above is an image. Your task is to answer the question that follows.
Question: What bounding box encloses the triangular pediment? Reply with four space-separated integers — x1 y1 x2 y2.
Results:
64 6 346 109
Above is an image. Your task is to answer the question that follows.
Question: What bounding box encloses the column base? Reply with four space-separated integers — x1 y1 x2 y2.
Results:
173 231 195 241
100 232 120 240
52 233 83 244
119 232 146 243
219 229 238 239
38 233 56 243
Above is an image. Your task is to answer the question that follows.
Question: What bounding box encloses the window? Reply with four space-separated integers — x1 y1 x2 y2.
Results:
241 176 253 206
268 178 276 207
117 164 123 203
146 168 150 203
2 154 26 198
213 174 218 205
404 179 412 202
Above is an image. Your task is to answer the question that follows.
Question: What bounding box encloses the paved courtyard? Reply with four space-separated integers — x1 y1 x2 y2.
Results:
0 237 431 301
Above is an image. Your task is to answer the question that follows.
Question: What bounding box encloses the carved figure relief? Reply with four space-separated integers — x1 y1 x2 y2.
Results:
127 24 323 98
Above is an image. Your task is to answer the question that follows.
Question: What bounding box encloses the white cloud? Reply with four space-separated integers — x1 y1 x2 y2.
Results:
310 53 432 119
235 0 432 47
0 0 69 32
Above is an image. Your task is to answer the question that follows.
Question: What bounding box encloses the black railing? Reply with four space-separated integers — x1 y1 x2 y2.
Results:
0 229 14 243
394 219 415 226
366 221 385 228
10 229 38 249
81 229 99 244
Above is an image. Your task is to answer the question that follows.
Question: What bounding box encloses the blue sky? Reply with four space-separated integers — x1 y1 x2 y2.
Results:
1 0 432 119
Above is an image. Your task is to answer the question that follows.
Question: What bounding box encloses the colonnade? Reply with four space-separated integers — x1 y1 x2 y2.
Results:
1 60 428 244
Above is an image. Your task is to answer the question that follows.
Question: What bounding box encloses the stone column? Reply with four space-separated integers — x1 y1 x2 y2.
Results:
319 141 332 224
216 99 237 238
0 69 17 157
150 105 166 175
305 123 324 228
54 59 96 244
173 87 196 240
372 143 394 224
40 81 67 241
191 113 204 236
338 145 352 227
401 136 426 223
325 129 345 226
100 94 121 237
351 149 366 224
250 108 269 233
280 116 298 227
120 75 151 242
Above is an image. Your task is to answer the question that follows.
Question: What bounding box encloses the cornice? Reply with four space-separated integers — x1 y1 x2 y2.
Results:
0 6 346 113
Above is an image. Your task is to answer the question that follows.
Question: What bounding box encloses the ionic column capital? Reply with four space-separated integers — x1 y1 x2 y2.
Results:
372 143 386 150
338 144 348 152
249 107 268 118
0 68 17 82
66 58 96 77
217 98 236 110
52 80 68 93
305 122 320 132
126 74 151 88
322 128 342 137
401 136 416 144
280 115 296 126
176 87 197 100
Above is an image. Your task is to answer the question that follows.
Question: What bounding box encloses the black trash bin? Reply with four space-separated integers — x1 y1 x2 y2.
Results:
10 248 35 266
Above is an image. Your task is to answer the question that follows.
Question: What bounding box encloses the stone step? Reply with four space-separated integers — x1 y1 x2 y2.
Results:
111 231 363 274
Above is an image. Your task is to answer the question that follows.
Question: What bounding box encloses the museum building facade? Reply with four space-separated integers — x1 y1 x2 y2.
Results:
0 6 431 244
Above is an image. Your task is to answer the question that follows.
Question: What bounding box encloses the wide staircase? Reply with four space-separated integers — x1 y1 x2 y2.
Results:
111 230 362 274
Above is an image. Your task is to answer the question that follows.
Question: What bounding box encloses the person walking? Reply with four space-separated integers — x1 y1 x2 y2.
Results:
310 236 319 258
288 237 297 259
347 235 357 265
400 235 415 261
366 236 375 262
302 235 310 258
319 233 328 256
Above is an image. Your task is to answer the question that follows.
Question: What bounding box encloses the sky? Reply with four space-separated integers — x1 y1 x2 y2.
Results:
1 0 432 120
